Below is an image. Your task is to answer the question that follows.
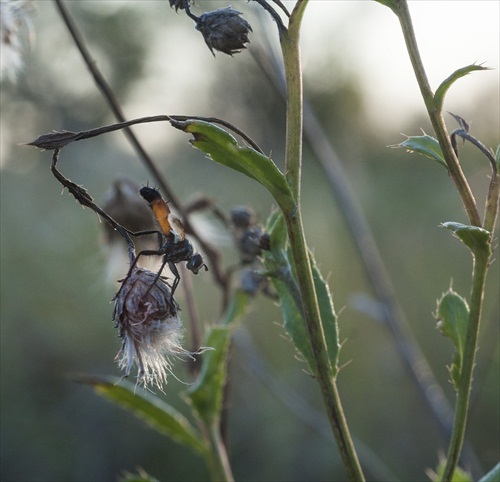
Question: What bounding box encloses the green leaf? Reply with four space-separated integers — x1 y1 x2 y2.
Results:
435 289 469 390
440 222 490 254
310 252 339 377
495 145 500 171
264 211 339 377
397 134 447 168
264 212 315 373
435 64 489 111
76 375 208 455
373 0 398 14
171 119 295 213
478 462 500 482
186 326 232 425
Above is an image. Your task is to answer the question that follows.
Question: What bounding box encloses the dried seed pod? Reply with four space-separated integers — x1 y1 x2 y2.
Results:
195 7 252 56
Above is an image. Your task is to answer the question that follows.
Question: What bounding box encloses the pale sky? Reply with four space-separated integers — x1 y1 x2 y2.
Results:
301 1 499 127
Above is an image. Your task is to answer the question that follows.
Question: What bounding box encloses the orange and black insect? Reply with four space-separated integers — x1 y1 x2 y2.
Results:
129 186 207 296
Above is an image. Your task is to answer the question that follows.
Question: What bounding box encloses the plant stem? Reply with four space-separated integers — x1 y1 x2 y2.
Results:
394 2 498 478
394 0 481 226
440 245 490 481
206 424 234 482
280 2 364 480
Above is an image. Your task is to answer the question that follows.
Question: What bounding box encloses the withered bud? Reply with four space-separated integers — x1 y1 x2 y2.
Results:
195 7 252 56
113 267 186 389
231 206 270 263
168 0 191 12
231 205 256 229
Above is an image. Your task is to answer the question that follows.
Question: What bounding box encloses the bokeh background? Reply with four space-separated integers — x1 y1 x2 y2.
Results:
1 1 498 481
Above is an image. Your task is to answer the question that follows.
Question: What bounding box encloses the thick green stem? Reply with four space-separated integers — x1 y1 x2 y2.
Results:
440 246 490 481
280 2 364 480
395 0 481 226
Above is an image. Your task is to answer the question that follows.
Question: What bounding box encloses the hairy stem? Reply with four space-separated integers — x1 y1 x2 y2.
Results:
280 2 364 480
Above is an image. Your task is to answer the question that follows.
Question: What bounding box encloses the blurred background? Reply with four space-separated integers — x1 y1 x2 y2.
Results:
1 1 498 481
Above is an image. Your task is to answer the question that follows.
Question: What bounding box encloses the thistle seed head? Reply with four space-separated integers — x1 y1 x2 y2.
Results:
195 7 252 56
113 267 186 389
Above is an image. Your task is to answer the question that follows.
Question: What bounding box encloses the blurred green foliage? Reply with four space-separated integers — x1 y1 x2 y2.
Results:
1 2 498 482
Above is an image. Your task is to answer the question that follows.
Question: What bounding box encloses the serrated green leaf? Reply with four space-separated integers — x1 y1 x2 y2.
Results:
264 212 316 373
435 289 469 390
435 65 489 111
171 119 295 213
76 375 208 455
310 252 339 377
263 212 339 378
478 462 500 482
186 326 232 425
398 135 447 168
440 222 490 254
373 0 398 14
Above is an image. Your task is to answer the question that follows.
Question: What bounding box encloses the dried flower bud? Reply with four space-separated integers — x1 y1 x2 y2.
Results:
168 0 191 12
113 267 188 389
231 205 256 229
231 206 270 263
195 7 252 56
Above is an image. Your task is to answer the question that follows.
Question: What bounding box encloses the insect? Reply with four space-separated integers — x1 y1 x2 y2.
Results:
128 186 208 297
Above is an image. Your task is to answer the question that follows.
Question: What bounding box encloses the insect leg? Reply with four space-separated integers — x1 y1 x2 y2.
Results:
168 261 181 296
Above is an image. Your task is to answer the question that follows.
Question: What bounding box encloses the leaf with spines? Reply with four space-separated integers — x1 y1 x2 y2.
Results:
396 134 447 169
435 64 489 111
440 222 490 255
435 289 469 390
263 211 339 378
